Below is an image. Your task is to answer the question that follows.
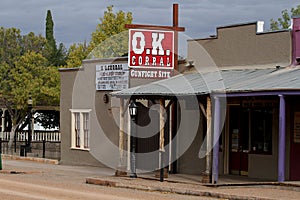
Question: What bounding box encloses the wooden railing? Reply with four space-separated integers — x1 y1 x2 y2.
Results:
0 130 61 142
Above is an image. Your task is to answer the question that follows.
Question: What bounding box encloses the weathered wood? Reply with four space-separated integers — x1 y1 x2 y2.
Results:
159 99 165 152
199 102 207 119
204 96 212 181
116 98 127 176
125 24 185 32
119 98 125 161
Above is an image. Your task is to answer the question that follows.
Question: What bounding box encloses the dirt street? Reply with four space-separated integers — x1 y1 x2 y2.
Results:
0 159 216 200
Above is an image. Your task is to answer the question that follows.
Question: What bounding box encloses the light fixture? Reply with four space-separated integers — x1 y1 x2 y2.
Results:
28 96 33 107
103 94 109 104
129 100 138 118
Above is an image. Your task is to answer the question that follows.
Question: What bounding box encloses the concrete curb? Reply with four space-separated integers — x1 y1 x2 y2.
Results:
86 177 274 200
2 154 59 165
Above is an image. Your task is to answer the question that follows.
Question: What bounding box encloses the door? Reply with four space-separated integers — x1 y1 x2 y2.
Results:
229 106 249 176
290 111 300 180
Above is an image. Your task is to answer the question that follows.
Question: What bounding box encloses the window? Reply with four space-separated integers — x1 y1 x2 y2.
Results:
250 108 273 154
83 113 89 148
229 105 274 155
70 109 91 150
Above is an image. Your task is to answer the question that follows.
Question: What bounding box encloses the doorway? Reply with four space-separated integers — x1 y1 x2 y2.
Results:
228 104 274 176
229 106 249 176
290 111 300 180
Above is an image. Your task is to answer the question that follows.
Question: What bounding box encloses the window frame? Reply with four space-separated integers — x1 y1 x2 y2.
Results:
70 109 91 151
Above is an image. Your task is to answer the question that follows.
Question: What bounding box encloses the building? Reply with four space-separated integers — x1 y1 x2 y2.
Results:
60 16 300 183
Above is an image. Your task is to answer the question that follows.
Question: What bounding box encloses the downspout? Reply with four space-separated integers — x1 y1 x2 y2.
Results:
292 16 300 66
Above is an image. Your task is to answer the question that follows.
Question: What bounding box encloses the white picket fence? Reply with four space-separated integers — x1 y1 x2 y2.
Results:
0 131 61 142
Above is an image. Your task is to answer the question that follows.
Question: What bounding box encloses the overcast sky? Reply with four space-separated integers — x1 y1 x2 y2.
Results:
0 0 299 50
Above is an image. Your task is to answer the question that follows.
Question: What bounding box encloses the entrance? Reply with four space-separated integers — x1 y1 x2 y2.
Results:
228 103 274 176
229 106 249 176
135 101 170 172
290 111 300 180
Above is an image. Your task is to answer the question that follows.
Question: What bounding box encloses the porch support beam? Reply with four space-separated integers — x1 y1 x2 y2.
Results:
212 96 221 184
278 94 286 182
205 97 212 179
116 98 127 176
159 98 166 182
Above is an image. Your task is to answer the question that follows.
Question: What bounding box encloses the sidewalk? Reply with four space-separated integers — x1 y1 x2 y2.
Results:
86 172 300 200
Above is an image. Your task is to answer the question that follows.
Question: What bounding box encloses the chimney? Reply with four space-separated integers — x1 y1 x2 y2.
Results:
256 21 264 33
292 16 300 66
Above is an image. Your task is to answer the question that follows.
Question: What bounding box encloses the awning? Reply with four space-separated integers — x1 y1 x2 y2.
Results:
111 67 300 98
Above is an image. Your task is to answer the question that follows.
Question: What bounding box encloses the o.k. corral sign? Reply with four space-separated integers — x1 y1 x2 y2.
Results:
128 29 174 79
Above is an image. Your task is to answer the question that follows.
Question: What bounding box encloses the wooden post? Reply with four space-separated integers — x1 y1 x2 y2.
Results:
160 99 165 152
119 98 125 162
173 3 179 72
116 98 127 176
159 99 166 181
202 96 212 183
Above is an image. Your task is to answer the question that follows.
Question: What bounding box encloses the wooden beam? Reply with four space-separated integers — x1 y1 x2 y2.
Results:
159 99 165 152
165 99 174 110
173 3 179 72
121 99 130 117
119 98 125 160
199 102 207 119
205 96 212 176
125 24 185 32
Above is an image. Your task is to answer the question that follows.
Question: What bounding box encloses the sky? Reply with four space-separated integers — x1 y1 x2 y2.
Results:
0 0 299 52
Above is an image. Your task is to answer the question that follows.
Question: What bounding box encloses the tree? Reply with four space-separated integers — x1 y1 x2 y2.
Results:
21 32 47 56
35 110 60 129
0 27 47 67
0 51 60 146
270 5 300 30
0 27 22 66
88 5 132 59
45 10 67 66
46 10 56 51
66 42 89 68
65 6 133 67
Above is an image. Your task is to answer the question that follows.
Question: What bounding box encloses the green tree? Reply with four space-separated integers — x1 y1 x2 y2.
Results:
0 51 60 145
21 32 47 56
45 10 67 66
88 5 132 58
46 10 56 51
270 5 300 30
66 42 89 68
0 27 48 67
0 27 22 66
65 6 133 67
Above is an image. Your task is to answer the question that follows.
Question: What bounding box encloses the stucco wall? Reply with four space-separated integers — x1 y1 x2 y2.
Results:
59 59 125 167
177 99 205 174
188 22 291 69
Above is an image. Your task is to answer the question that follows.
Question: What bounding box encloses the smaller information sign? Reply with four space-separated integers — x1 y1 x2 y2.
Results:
96 63 129 91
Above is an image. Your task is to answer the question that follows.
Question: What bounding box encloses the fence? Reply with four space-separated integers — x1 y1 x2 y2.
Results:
0 130 61 160
0 130 61 142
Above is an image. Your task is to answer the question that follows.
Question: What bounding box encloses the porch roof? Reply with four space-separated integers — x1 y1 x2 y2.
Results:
111 66 300 98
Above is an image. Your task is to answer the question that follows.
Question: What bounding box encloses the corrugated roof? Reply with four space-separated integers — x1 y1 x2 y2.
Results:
111 67 300 97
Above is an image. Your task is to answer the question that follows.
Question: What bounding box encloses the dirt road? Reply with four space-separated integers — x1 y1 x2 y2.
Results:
0 159 216 200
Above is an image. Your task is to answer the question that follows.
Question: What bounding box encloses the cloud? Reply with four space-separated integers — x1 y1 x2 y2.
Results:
0 0 299 48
